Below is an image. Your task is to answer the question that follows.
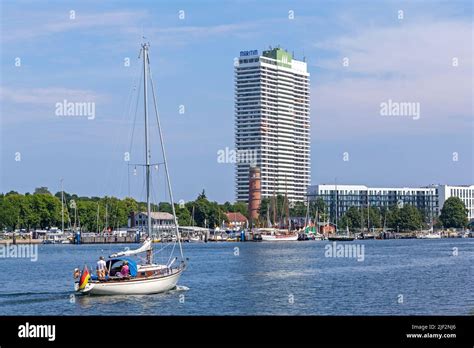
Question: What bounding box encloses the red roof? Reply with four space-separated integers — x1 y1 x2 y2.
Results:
225 212 248 223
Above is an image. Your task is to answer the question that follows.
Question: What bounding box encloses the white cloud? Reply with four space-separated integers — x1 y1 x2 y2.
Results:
1 10 148 42
0 87 106 105
311 19 473 139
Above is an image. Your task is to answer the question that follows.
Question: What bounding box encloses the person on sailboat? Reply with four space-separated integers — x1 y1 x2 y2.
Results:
117 260 130 278
96 256 107 280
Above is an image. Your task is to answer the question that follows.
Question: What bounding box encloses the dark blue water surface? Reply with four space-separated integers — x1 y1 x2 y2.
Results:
0 239 472 315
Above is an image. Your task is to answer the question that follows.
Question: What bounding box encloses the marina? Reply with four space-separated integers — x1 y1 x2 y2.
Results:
1 226 472 245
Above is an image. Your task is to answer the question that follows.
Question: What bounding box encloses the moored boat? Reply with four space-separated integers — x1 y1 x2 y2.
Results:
327 235 355 242
259 228 299 241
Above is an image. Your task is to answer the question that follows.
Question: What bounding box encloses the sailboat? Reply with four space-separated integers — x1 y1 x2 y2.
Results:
73 42 186 295
328 226 354 241
260 185 298 241
327 182 354 241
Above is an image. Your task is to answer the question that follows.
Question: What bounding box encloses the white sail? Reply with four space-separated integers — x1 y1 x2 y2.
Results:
109 238 152 258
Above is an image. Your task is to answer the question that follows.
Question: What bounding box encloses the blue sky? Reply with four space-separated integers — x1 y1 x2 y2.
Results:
1 0 472 203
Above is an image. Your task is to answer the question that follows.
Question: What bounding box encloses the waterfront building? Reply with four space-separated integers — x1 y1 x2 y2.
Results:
307 184 438 224
224 212 248 230
235 47 310 203
308 184 474 223
129 211 175 234
437 185 474 222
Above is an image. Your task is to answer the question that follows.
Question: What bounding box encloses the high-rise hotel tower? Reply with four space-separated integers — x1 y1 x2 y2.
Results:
235 47 310 202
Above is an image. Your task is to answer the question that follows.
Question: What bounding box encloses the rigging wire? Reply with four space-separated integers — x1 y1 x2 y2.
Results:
101 61 141 199
147 51 185 261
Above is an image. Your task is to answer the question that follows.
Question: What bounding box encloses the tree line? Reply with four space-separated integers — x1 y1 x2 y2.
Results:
0 188 248 231
336 197 468 231
0 188 468 232
258 195 469 231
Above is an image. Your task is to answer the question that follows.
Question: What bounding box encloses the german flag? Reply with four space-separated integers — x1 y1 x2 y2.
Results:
79 265 90 290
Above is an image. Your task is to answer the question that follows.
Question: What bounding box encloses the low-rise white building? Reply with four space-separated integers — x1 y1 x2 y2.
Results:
437 185 474 222
129 211 175 234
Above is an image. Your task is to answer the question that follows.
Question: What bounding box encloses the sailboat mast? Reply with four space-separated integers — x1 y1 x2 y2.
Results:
96 203 100 234
105 203 108 232
60 178 64 233
285 177 289 232
142 43 152 238
272 190 277 228
367 194 370 233
335 180 338 232
304 196 309 229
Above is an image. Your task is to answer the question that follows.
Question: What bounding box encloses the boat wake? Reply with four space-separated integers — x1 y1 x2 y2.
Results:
173 285 190 292
0 291 72 306
0 291 70 298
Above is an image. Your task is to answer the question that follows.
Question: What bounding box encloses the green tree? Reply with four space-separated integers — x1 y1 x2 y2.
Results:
175 205 192 226
397 205 423 231
187 192 227 228
0 194 24 230
344 206 362 229
258 198 271 218
439 197 468 228
290 201 307 217
158 202 172 214
77 200 99 231
24 194 62 229
310 198 328 223
363 207 382 229
34 187 52 195
338 215 350 229
231 202 248 217
386 206 400 230
197 190 207 200
122 197 138 217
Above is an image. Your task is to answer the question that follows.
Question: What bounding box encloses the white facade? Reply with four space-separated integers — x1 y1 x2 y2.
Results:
437 185 474 221
308 184 438 220
308 184 474 222
235 47 310 202
309 184 438 197
130 212 175 233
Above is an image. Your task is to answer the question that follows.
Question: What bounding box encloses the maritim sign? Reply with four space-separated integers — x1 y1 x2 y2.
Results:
240 50 258 57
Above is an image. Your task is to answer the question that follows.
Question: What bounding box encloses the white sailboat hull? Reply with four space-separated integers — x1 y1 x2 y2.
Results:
422 234 442 239
76 269 183 295
261 234 298 241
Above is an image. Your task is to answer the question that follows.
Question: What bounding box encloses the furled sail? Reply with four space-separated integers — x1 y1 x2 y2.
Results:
109 238 152 258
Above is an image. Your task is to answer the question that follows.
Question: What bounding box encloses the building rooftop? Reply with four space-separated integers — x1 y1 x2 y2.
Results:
225 212 248 223
138 211 174 220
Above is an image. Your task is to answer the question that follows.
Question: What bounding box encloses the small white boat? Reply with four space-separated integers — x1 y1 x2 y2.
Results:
261 234 298 241
189 236 203 242
422 232 442 239
76 272 183 295
259 229 298 241
314 233 324 240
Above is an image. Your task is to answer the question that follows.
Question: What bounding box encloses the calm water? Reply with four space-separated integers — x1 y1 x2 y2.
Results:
0 239 473 315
